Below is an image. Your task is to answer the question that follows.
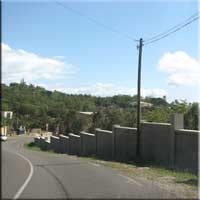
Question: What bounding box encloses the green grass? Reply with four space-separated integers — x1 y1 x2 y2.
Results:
80 156 198 186
24 142 55 154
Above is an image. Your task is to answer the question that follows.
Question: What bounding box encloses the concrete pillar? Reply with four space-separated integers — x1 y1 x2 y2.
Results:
170 113 184 169
95 128 100 155
112 125 120 160
171 113 184 130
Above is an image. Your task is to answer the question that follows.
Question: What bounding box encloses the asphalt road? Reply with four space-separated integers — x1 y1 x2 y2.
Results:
2 136 177 199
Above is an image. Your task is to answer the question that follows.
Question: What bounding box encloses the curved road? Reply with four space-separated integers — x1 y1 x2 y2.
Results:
2 136 177 199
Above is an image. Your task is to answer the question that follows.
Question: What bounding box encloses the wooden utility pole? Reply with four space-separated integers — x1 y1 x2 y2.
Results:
136 38 143 157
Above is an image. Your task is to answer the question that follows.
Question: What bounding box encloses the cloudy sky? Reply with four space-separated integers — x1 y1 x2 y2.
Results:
2 1 199 102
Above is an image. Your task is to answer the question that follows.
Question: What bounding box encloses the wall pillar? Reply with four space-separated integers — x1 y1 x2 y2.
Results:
171 113 184 130
170 113 184 168
112 125 120 160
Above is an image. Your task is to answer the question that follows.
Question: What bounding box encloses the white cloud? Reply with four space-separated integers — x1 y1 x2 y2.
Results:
2 43 77 84
41 82 167 98
157 51 200 86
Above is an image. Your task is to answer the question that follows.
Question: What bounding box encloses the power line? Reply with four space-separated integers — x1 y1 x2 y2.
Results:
144 13 199 46
144 12 199 43
54 1 199 46
54 1 138 42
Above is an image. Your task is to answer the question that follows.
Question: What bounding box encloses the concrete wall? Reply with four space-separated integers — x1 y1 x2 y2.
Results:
140 122 174 166
38 137 43 147
113 125 137 161
175 129 198 173
44 140 51 151
80 131 96 156
50 136 60 153
59 134 69 153
40 137 51 151
69 133 81 155
95 128 114 160
32 113 198 173
34 137 40 146
40 137 46 150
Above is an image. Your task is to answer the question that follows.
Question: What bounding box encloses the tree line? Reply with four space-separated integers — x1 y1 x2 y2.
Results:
1 81 198 135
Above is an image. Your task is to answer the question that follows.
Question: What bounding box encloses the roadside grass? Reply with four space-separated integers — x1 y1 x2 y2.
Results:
81 156 198 198
24 142 55 154
80 156 198 187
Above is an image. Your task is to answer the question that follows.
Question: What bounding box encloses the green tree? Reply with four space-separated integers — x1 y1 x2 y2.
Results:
184 103 199 130
144 107 171 123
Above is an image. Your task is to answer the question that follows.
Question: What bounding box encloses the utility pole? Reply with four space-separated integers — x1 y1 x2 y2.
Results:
16 112 19 129
136 38 143 157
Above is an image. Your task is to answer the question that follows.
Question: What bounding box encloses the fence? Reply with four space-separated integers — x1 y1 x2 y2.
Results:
80 131 96 156
34 114 198 174
69 133 81 155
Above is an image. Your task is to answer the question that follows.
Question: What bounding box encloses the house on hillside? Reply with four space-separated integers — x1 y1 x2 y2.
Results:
130 101 153 108
1 111 14 136
1 126 8 136
1 111 13 119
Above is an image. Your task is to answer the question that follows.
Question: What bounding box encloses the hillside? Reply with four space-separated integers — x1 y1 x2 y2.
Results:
1 82 198 134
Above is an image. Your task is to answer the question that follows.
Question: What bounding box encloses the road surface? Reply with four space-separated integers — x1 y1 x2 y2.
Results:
2 136 177 199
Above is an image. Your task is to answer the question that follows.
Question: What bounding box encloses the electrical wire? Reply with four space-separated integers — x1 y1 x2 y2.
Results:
144 13 199 46
54 1 138 42
144 12 199 43
54 1 199 46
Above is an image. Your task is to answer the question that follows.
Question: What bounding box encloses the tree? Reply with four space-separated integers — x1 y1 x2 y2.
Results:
184 103 199 130
144 107 171 123
1 82 198 133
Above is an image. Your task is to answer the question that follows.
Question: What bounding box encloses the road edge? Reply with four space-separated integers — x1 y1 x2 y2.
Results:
12 151 34 199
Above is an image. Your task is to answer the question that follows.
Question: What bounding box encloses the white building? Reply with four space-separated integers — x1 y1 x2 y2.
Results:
2 111 13 119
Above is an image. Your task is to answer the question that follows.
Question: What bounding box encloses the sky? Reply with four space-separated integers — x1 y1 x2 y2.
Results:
2 0 200 102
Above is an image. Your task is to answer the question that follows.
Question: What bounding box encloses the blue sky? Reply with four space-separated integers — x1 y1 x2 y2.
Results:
2 0 199 102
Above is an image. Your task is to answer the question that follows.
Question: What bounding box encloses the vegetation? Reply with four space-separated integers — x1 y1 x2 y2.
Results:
81 156 198 198
1 81 199 135
24 142 55 154
81 156 197 185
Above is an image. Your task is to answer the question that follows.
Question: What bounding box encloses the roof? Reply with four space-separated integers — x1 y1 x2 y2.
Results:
130 101 153 107
77 111 95 115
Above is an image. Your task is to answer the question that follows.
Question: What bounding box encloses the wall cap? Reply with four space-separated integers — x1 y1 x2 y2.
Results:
50 135 59 139
113 124 120 128
176 129 199 134
95 129 112 134
80 131 95 137
59 134 69 139
115 126 137 130
69 133 80 138
142 122 171 125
